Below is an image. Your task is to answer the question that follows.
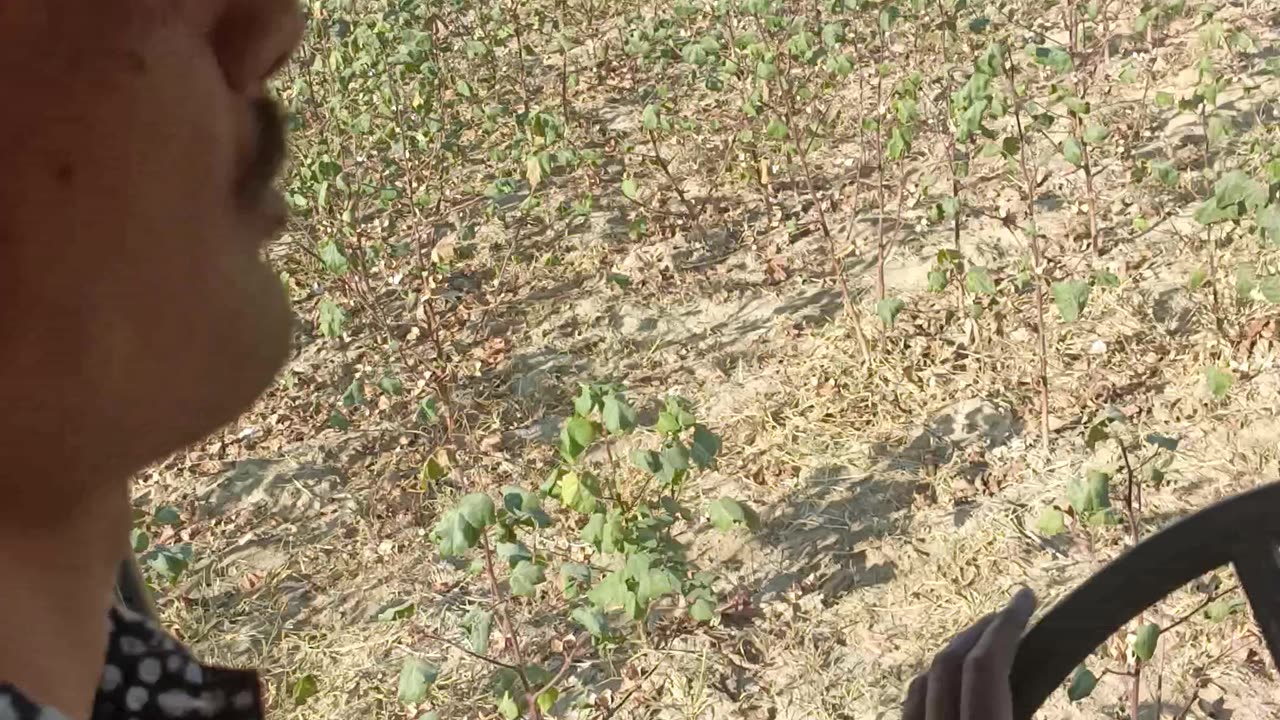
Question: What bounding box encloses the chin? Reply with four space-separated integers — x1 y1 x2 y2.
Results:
137 263 293 465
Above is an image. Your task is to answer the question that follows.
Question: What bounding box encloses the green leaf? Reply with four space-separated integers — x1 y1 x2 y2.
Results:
497 693 519 720
561 563 590 600
655 411 681 435
1205 366 1233 400
1032 45 1073 73
690 597 718 622
1062 137 1084 167
378 600 416 622
318 297 348 338
1067 472 1110 518
821 22 845 47
1085 421 1110 450
876 297 906 327
928 270 948 292
341 378 364 407
637 567 681 606
1188 267 1208 290
666 397 696 427
509 561 546 597
1151 161 1179 187
708 497 757 530
464 609 493 654
601 512 625 553
631 449 663 475
587 570 632 611
1085 470 1112 511
1207 114 1231 145
154 506 182 526
659 441 690 485
887 128 910 160
939 198 960 220
416 398 439 425
146 545 192 584
1134 622 1160 662
965 267 996 295
1155 91 1175 108
1093 270 1120 288
537 689 559 714
130 528 150 554
766 118 789 140
1051 280 1090 322
566 416 597 449
435 511 480 557
1204 597 1245 622
420 456 448 491
1062 96 1090 116
1194 198 1238 226
496 542 532 567
377 376 404 396
690 425 722 468
397 659 437 705
1036 507 1066 537
755 60 778 80
978 141 1003 159
328 409 350 430
621 178 639 201
560 471 598 514
602 393 638 434
318 241 350 275
1237 263 1257 300
573 384 596 416
878 4 901 31
458 494 496 530
572 605 609 637
1261 276 1280 304
292 673 320 706
1214 171 1268 211
1083 123 1110 144
957 100 988 142
1258 204 1280 244
641 104 660 131
499 481 545 527
580 513 606 546
1067 665 1098 702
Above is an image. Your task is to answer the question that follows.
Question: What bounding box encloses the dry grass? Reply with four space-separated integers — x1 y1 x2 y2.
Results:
127 1 1280 719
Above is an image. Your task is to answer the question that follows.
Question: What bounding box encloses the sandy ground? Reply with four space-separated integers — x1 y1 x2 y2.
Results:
133 2 1280 718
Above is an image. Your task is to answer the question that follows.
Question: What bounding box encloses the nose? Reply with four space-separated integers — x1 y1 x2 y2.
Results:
208 0 305 95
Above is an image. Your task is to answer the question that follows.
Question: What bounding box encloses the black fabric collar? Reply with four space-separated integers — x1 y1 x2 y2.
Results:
0 606 264 719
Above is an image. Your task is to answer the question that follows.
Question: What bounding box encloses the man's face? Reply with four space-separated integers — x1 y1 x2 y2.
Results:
0 1 303 492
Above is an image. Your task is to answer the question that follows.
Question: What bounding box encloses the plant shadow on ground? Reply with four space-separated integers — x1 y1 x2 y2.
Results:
753 400 1022 606
490 285 843 416
185 458 366 650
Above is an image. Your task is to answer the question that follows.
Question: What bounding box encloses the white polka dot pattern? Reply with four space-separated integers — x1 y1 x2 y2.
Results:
0 607 263 719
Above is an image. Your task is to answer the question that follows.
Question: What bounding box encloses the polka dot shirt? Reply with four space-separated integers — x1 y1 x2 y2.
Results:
0 606 263 719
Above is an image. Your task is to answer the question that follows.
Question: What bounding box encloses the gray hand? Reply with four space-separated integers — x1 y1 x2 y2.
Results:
902 588 1037 720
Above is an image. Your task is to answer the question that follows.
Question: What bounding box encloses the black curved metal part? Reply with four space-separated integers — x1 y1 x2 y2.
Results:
1010 481 1280 719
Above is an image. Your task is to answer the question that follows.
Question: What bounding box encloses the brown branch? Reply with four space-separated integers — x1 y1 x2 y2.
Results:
1160 584 1240 635
1118 439 1142 720
423 631 521 672
646 130 703 226
1003 46 1052 452
479 533 540 719
533 644 579 700
782 84 870 362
